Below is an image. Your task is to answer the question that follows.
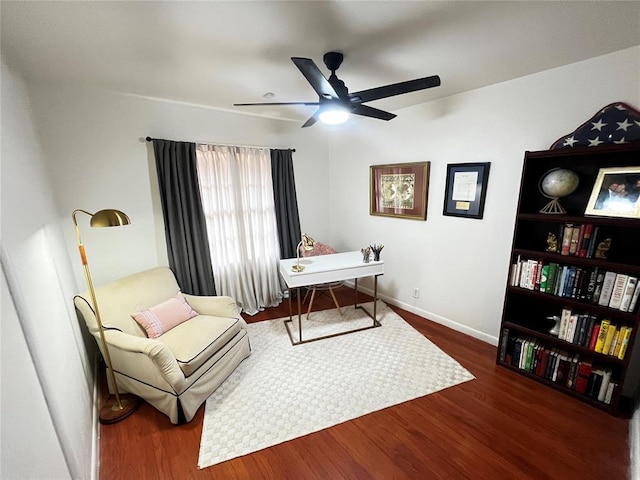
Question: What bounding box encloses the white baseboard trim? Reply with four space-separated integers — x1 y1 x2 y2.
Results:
347 281 499 346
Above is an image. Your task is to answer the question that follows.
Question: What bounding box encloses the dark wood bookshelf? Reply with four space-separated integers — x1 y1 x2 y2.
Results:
497 142 640 415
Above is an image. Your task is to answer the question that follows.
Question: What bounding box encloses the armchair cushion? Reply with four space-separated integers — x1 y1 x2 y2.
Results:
158 315 243 377
132 291 198 338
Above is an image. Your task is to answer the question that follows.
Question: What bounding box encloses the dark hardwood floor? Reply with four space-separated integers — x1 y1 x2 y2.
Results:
99 287 630 479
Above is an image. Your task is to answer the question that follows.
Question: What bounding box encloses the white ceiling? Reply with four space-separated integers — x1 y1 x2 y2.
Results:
2 1 639 126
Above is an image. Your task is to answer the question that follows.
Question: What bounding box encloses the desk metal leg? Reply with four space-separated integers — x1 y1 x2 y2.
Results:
284 276 381 346
297 287 302 342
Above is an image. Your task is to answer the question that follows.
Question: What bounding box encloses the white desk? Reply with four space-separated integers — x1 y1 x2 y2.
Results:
279 251 384 345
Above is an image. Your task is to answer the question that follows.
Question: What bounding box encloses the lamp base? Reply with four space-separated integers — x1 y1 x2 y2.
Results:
291 264 305 272
99 394 141 424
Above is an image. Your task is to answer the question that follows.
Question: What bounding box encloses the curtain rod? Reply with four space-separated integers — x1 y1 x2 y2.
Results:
145 137 295 152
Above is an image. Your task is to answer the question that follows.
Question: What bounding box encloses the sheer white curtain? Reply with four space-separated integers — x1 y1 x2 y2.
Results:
195 145 283 315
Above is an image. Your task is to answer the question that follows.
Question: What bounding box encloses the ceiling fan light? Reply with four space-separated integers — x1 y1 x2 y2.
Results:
319 108 349 125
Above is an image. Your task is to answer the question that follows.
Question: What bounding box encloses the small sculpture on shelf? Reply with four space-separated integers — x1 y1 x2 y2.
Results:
595 237 612 259
545 232 558 253
547 315 561 337
361 246 371 263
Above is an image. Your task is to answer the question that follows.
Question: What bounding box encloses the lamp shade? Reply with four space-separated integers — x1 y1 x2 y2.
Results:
89 209 131 228
301 233 316 251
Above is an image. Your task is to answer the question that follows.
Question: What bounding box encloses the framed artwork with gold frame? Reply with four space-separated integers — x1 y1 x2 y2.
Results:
369 162 429 220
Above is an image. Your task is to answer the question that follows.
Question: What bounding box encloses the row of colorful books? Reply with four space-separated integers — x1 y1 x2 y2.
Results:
556 222 602 258
510 257 640 313
499 330 618 404
554 309 633 359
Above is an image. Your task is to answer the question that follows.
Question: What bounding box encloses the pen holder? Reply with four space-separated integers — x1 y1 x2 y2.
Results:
370 244 384 262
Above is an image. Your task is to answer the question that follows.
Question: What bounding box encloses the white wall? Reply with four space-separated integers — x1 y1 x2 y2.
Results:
326 46 640 345
26 86 331 288
1 61 94 480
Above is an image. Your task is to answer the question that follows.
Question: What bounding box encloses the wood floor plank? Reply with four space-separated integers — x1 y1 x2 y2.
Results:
99 286 630 479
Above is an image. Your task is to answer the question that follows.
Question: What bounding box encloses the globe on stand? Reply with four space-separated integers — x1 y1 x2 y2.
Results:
538 168 579 214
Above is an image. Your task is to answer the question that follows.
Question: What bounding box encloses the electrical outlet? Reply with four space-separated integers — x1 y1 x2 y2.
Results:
412 288 420 298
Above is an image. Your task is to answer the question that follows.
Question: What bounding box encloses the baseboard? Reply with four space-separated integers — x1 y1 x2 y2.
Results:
346 281 499 346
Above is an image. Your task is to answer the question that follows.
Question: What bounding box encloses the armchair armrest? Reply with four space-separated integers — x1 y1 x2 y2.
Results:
104 330 187 392
183 294 242 320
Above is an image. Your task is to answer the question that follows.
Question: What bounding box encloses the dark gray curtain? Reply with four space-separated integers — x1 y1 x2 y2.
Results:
271 149 301 259
152 139 216 295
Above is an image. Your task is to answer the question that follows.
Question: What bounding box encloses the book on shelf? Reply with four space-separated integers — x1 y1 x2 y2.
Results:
617 327 633 360
558 308 572 341
574 361 593 395
628 281 640 313
499 328 510 362
583 316 597 348
608 274 629 310
547 263 559 294
539 265 549 292
619 276 638 312
566 355 579 389
598 272 618 307
555 353 572 385
611 326 626 358
594 319 611 354
587 369 604 399
569 226 581 255
601 324 618 356
604 382 617 405
586 226 600 259
578 223 594 257
560 223 573 255
563 267 577 298
607 328 622 356
597 369 613 402
592 268 606 305
512 338 524 367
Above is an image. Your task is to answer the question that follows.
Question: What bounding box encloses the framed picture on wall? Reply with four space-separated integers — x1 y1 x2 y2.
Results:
370 162 430 220
584 166 640 218
443 162 491 219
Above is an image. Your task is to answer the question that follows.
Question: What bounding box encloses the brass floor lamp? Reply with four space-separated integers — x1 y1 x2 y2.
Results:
73 209 141 424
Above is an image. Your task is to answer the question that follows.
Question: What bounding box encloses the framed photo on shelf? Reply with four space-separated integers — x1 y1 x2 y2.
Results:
585 166 640 218
443 162 491 219
370 162 430 220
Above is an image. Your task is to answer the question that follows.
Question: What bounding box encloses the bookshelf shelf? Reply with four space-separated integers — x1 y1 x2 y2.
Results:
497 143 640 415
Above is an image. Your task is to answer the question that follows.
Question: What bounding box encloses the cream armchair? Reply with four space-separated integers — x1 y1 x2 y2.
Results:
74 266 251 424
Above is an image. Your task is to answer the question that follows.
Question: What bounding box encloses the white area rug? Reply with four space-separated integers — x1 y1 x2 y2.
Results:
198 301 475 469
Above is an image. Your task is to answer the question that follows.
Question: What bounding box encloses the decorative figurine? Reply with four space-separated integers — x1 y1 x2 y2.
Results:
545 233 558 253
547 315 561 337
370 244 384 261
361 247 371 263
595 237 612 259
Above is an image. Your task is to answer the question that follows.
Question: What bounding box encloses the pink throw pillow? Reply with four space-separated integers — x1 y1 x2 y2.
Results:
132 292 198 338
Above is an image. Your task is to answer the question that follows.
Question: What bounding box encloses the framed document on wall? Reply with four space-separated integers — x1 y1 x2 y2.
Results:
443 162 491 219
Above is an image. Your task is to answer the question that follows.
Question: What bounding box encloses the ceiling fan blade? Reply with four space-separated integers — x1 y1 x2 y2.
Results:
291 57 339 100
234 101 319 106
350 75 441 103
351 104 397 121
301 110 321 128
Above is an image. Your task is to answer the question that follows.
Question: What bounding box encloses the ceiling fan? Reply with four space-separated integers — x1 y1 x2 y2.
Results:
233 51 441 128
